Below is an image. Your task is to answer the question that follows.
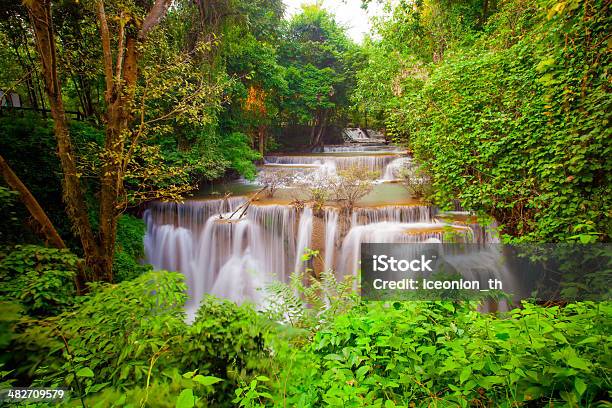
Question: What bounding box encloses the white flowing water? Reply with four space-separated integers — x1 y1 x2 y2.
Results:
324 208 339 270
293 207 313 273
144 143 502 311
343 128 370 141
318 145 402 153
382 157 413 181
144 201 450 308
342 128 386 143
336 221 472 281
352 205 432 225
264 155 397 173
146 202 300 317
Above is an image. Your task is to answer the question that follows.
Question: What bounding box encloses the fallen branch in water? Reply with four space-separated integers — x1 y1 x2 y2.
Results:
223 186 267 221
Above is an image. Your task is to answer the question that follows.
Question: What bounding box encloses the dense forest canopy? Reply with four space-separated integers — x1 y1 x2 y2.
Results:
0 0 367 284
354 0 610 242
0 0 610 406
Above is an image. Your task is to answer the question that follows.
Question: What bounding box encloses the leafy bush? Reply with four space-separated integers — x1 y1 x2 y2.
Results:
218 132 263 180
113 214 151 282
7 275 274 407
0 301 22 350
398 166 432 201
0 245 78 316
23 272 187 396
384 0 611 241
179 296 273 405
274 301 611 407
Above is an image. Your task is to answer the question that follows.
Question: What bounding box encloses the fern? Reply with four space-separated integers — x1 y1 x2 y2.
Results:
262 248 358 332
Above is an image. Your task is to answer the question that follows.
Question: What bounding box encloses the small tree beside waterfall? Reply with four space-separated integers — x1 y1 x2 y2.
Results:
399 166 433 201
332 166 379 212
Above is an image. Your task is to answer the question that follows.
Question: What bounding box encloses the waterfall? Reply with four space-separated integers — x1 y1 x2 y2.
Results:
207 219 266 307
343 128 370 141
143 221 193 282
324 208 339 270
336 222 472 281
293 207 313 273
352 205 432 225
145 197 246 230
144 200 496 309
382 157 413 181
317 145 403 153
434 211 500 244
264 155 397 173
145 202 301 316
342 128 385 143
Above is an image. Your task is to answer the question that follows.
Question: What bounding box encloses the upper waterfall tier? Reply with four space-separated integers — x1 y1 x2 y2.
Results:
313 145 405 153
264 154 399 173
342 128 386 143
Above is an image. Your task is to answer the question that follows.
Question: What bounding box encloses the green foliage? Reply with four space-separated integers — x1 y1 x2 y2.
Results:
0 186 20 244
113 215 151 282
182 297 271 386
28 272 187 395
276 301 612 407
0 245 78 316
356 0 611 241
264 264 357 334
168 372 228 408
1 264 609 407
218 132 262 180
3 276 273 406
80 370 208 408
0 115 66 242
158 128 229 184
398 166 433 201
279 4 359 128
233 375 273 407
0 301 22 350
0 186 18 207
284 64 339 123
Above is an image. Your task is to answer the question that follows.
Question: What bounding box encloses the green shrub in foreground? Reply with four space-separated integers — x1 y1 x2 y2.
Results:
5 272 272 407
0 245 78 317
273 301 611 407
2 266 609 407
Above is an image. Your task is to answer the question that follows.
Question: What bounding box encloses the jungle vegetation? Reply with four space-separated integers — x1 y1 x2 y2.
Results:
0 0 610 406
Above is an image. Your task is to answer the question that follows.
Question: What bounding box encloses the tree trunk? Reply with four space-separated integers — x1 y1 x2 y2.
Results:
98 29 142 281
258 125 266 156
311 109 328 147
26 0 100 281
309 113 319 146
27 0 173 283
0 154 65 249
482 0 490 24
